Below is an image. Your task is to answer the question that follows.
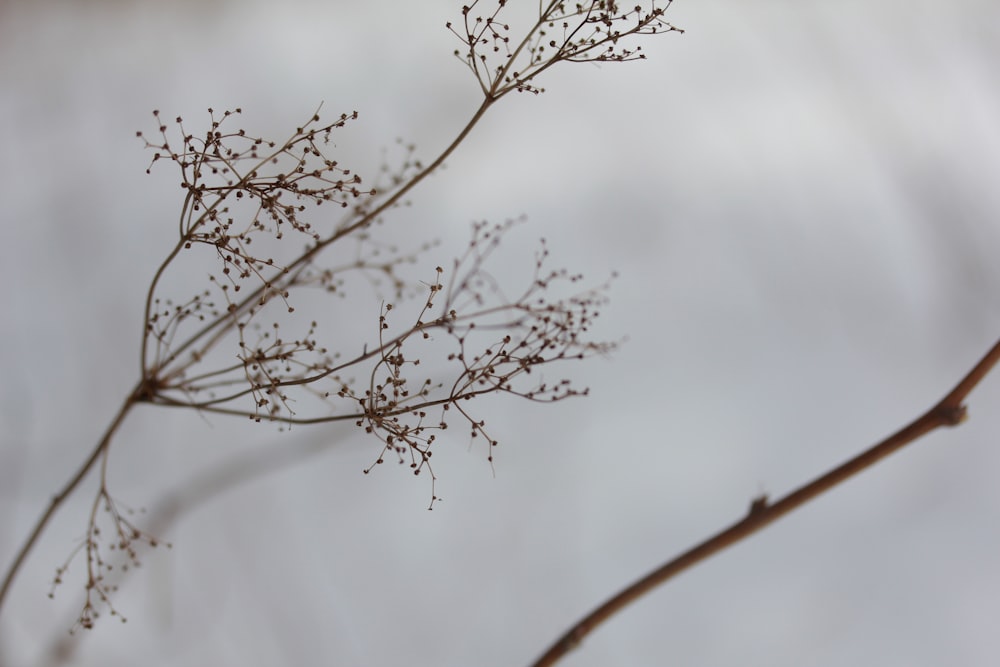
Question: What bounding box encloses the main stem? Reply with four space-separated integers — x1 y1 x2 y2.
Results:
0 382 143 616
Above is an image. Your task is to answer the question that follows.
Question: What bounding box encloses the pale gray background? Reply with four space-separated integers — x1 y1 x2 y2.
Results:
2 1 999 665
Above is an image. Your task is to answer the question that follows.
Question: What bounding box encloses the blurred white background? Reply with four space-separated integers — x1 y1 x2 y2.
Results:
2 1 999 665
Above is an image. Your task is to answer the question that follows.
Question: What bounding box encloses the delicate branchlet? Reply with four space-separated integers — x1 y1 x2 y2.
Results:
134 105 616 434
134 108 364 403
447 0 682 97
135 107 374 376
49 492 169 633
352 220 618 507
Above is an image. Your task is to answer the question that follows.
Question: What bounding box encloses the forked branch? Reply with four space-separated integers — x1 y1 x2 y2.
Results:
0 0 681 633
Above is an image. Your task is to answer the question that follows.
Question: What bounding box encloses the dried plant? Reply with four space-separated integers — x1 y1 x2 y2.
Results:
5 3 998 666
0 0 680 643
448 0 681 96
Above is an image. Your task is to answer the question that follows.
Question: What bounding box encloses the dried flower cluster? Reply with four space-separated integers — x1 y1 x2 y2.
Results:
2 0 684 640
131 105 618 498
354 220 617 505
448 0 682 96
49 491 168 632
135 108 372 383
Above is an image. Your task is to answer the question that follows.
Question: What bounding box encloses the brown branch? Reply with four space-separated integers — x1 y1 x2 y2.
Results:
529 335 1000 667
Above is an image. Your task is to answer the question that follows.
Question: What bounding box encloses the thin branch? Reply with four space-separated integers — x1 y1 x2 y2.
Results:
529 335 1000 667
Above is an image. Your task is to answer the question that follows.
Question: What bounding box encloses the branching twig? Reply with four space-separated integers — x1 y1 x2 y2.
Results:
0 0 680 634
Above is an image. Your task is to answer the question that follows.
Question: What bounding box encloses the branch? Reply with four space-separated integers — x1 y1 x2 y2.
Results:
529 335 1000 667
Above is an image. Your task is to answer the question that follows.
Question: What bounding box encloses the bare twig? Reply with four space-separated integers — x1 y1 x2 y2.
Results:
529 335 1000 667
